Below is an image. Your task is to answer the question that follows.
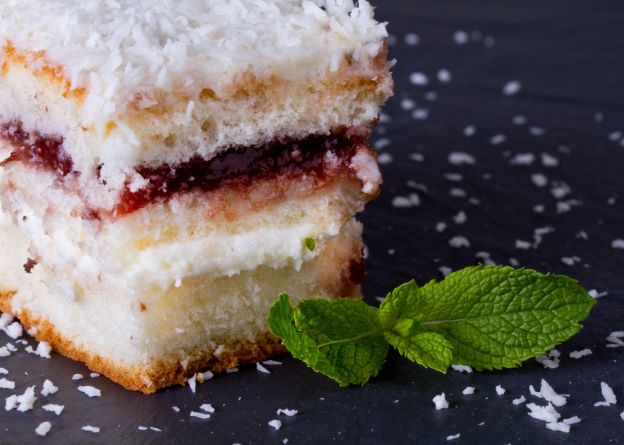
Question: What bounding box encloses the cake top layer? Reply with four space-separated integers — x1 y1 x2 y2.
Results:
0 0 387 127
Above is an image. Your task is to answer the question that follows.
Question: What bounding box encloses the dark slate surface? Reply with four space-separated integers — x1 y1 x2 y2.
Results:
1 1 623 443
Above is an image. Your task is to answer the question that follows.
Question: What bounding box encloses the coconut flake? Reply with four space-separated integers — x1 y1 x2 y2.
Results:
451 364 472 373
42 403 64 415
512 396 526 406
526 402 561 424
594 382 617 407
0 378 15 390
569 349 592 359
190 411 210 420
35 421 52 436
199 403 215 414
5 385 37 412
81 425 100 433
268 419 282 430
277 408 298 416
77 385 101 398
433 393 449 410
4 322 23 339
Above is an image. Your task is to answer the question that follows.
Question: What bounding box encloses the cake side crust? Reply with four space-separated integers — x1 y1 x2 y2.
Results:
0 273 361 394
0 289 284 394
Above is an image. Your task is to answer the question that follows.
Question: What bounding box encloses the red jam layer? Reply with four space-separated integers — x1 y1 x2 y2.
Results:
116 132 360 215
0 120 72 176
0 120 362 216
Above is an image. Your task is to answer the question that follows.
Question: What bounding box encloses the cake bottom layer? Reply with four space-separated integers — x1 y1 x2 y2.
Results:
0 220 364 394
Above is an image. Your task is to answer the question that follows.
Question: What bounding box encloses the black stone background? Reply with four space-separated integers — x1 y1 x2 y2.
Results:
1 1 623 443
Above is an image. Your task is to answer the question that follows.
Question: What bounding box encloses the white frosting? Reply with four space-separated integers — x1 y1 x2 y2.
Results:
0 0 387 128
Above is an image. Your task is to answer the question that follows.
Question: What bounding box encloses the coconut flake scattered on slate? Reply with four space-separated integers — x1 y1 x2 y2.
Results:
502 80 522 96
35 421 52 437
594 382 617 407
463 125 476 137
256 363 271 374
448 152 475 165
200 403 215 414
41 379 58 396
451 211 467 225
4 322 23 339
81 426 100 433
5 385 37 412
527 402 561 423
439 266 453 276
530 379 568 407
25 341 52 359
446 433 460 441
268 419 283 430
277 408 298 416
569 349 592 359
190 411 210 420
453 30 469 45
495 385 506 396
490 134 507 145
509 153 535 166
409 72 428 86
606 331 624 348
392 193 420 208
536 349 560 369
411 109 429 120
531 173 548 188
77 385 101 398
42 403 64 415
448 236 470 248
451 364 472 373
513 396 527 406
404 33 420 45
611 239 624 250
433 393 449 410
437 69 452 82
187 374 197 393
0 378 15 390
462 387 475 395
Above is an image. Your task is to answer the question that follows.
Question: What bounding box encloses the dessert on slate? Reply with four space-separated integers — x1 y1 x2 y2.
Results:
0 0 392 393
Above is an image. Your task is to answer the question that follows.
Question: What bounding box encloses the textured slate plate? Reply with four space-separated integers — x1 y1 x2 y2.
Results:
1 1 623 443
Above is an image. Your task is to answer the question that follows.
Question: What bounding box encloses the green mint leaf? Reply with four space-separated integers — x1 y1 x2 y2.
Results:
384 331 453 373
304 237 315 251
411 265 596 371
378 281 453 372
267 294 388 386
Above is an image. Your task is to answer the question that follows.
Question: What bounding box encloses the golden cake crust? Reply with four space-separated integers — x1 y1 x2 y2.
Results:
0 275 361 394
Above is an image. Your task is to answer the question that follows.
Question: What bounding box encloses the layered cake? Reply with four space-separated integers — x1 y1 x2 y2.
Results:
0 0 393 393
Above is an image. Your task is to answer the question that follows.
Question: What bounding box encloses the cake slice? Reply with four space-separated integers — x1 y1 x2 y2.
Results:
0 0 392 393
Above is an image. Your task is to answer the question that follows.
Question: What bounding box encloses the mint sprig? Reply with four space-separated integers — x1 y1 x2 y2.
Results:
267 265 596 386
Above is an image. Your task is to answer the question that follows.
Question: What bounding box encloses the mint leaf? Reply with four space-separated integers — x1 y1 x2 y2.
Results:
267 294 388 386
411 265 596 370
304 237 315 251
385 331 453 373
268 265 596 386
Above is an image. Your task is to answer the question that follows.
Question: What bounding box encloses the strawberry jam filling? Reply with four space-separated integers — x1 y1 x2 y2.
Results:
0 120 363 216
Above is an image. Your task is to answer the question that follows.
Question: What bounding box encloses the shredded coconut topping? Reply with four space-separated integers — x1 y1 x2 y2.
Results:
0 0 387 127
